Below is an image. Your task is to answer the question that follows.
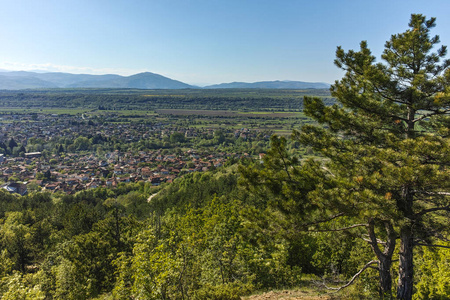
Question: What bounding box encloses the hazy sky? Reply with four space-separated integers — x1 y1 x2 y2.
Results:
1 0 449 85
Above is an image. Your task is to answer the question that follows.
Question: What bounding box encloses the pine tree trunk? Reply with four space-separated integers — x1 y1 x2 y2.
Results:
368 220 396 299
379 256 393 299
397 227 414 300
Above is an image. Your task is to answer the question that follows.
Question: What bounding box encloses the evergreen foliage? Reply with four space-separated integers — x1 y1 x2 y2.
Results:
415 243 450 299
241 14 450 299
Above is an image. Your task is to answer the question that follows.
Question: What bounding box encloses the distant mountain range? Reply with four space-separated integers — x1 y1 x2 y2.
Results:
204 80 329 89
0 71 193 90
0 70 330 90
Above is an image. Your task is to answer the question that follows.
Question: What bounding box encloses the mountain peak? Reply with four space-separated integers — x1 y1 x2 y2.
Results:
0 70 194 90
0 70 330 90
132 72 156 76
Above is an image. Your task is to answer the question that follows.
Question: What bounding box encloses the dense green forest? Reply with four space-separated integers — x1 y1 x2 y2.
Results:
1 14 449 300
0 88 332 111
0 164 448 299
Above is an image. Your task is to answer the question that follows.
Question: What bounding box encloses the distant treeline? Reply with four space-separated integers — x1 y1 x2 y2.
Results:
0 88 333 111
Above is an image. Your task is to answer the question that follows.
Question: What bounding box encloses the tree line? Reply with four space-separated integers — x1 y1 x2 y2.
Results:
0 89 331 111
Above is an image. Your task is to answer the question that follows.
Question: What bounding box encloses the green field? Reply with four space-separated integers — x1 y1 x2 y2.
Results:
0 89 324 133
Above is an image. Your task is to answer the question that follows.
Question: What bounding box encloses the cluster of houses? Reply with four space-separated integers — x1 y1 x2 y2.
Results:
0 112 266 196
1 113 266 151
0 149 253 195
1 113 158 150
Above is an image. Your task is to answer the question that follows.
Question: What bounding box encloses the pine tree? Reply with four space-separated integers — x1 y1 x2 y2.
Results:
241 14 450 299
299 14 450 299
8 138 18 149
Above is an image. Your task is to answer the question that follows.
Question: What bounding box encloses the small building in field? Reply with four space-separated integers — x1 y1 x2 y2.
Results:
25 152 42 158
1 182 28 196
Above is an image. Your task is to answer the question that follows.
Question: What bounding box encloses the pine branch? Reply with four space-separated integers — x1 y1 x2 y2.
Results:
372 84 410 106
276 143 293 182
312 223 368 232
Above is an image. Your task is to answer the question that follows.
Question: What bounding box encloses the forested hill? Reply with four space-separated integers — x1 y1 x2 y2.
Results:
1 164 446 299
0 166 363 299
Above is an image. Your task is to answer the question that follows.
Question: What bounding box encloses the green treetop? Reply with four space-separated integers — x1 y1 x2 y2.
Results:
242 14 450 300
302 14 450 299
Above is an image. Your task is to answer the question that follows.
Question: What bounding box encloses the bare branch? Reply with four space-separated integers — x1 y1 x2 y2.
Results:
320 260 379 292
300 212 345 229
363 237 387 245
412 108 450 123
416 205 450 218
414 191 450 196
312 223 368 232
415 243 450 249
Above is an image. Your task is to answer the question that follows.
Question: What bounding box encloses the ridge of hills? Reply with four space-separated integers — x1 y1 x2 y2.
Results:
0 70 330 90
0 71 192 90
204 80 329 89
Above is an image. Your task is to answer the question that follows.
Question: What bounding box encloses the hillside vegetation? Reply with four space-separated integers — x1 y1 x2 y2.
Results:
0 14 449 300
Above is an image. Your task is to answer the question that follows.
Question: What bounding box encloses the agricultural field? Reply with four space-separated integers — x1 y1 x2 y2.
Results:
0 88 326 133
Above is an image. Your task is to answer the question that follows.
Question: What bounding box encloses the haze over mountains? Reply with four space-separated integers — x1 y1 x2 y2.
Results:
0 70 330 90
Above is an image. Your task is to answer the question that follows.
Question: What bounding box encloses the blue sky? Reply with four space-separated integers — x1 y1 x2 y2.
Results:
0 0 449 85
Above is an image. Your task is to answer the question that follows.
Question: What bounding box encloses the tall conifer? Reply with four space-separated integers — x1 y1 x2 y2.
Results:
242 14 449 299
299 14 450 299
